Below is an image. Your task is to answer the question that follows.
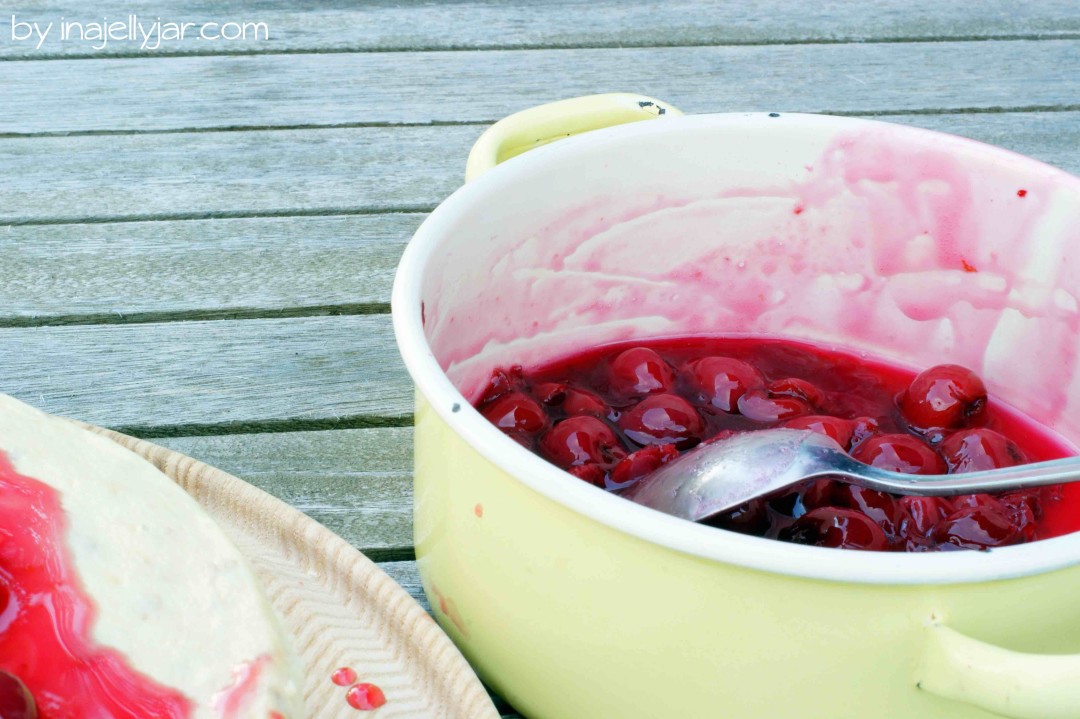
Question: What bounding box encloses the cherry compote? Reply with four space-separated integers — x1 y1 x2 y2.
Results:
474 338 1079 552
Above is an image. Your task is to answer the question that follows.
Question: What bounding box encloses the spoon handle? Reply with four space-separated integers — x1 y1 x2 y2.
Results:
829 455 1080 497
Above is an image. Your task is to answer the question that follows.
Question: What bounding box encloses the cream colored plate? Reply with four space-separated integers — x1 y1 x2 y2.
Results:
81 424 500 719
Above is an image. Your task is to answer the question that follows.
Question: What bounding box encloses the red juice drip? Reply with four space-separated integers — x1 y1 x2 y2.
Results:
345 683 386 711
0 452 192 718
331 667 357 687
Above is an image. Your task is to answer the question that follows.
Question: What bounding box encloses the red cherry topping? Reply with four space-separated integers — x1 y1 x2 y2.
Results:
481 392 547 434
0 671 36 719
898 364 987 433
685 356 763 412
617 394 703 448
850 433 946 475
782 415 855 448
609 347 675 396
610 444 680 487
346 683 387 711
539 416 622 468
939 428 1025 473
475 338 1076 553
737 388 810 423
784 507 889 550
934 505 1018 550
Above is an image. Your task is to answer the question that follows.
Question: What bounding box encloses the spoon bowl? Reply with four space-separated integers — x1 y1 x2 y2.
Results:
622 428 1080 523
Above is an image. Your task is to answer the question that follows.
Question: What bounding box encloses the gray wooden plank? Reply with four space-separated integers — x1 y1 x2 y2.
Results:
0 213 419 321
378 560 429 615
0 315 411 429
1 111 1079 227
155 427 414 561
0 40 1077 134
0 1 1076 58
0 125 473 223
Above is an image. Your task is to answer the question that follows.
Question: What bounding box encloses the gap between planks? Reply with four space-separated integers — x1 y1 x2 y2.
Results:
3 103 1080 140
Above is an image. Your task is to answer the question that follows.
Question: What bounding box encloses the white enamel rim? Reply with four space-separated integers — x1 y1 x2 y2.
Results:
392 112 1080 585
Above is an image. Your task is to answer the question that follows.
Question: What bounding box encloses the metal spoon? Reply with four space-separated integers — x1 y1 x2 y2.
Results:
621 428 1080 523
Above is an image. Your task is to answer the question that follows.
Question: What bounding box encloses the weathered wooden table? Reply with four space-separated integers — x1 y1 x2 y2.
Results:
1 2 1078 716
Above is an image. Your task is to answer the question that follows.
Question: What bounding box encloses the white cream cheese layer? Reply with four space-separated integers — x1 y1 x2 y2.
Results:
0 394 302 719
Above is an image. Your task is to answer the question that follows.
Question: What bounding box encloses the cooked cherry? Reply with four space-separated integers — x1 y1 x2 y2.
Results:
610 444 680 487
766 489 802 517
737 388 810 423
850 433 946 475
609 347 674 396
940 428 1025 473
618 394 703 448
949 492 1007 514
481 392 548 434
533 382 608 417
0 671 36 719
934 505 1018 550
833 484 901 537
898 496 948 538
539 416 622 468
782 415 855 448
799 479 837 511
708 498 769 535
567 463 607 488
999 491 1040 541
850 416 880 447
898 364 987 433
479 365 523 405
768 377 824 407
782 507 889 550
1001 489 1043 521
685 356 763 412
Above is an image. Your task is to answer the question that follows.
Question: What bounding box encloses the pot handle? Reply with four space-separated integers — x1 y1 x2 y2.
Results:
918 623 1080 718
464 93 683 183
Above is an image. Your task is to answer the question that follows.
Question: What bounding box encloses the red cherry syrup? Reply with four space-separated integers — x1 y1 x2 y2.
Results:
475 337 1080 551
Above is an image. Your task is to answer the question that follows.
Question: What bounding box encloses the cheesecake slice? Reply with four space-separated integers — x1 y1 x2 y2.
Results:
0 394 302 719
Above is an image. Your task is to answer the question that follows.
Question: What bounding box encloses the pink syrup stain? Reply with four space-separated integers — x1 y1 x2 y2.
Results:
430 583 469 637
423 121 1080 435
212 654 273 719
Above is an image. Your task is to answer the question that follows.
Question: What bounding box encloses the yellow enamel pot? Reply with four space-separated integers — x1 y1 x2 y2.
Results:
392 94 1080 719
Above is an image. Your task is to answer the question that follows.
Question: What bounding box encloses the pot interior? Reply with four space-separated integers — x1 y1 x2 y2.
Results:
418 114 1080 442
